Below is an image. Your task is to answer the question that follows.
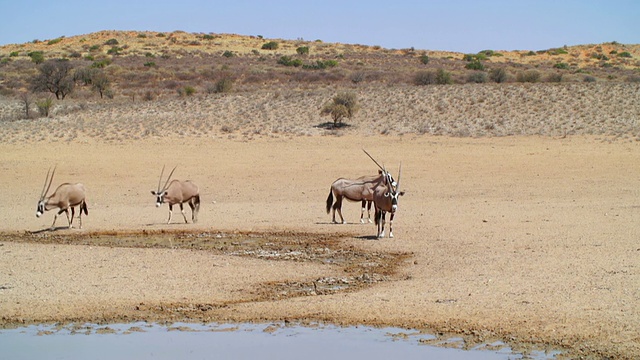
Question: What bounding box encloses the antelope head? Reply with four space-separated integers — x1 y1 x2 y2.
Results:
36 166 56 217
362 148 395 186
384 163 405 213
151 165 176 207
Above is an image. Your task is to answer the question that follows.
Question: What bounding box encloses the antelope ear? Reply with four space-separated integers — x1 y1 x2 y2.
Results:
151 191 157 195
399 191 406 196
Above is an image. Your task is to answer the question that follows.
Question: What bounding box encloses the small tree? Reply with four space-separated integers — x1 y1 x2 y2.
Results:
296 46 309 55
19 92 33 119
321 92 359 127
91 70 111 98
261 41 278 50
30 59 75 99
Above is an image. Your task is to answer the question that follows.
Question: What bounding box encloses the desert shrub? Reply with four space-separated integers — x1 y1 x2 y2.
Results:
277 56 302 67
414 70 435 85
202 34 216 40
28 51 45 64
47 37 63 45
296 46 309 55
107 46 123 55
144 62 156 67
9 51 19 57
546 72 563 83
145 52 155 58
302 59 337 70
419 54 429 64
143 90 155 101
222 50 235 58
321 91 359 127
467 71 487 83
36 97 53 117
105 38 119 45
183 85 196 96
465 60 484 70
553 62 569 69
583 75 596 83
516 70 540 83
91 59 111 68
261 41 278 50
489 68 508 83
350 71 366 84
434 68 452 84
618 51 632 58
213 78 233 93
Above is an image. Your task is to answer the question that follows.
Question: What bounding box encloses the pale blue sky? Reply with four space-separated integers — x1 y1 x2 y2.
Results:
1 0 638 53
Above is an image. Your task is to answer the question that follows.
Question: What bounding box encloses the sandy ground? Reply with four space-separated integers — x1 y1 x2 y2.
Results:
0 135 639 358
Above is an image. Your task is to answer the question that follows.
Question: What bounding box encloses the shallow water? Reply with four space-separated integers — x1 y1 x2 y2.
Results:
0 322 560 360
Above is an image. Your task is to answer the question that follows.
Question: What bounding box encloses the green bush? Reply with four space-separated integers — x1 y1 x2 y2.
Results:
465 60 484 71
277 56 302 67
414 71 435 85
28 51 45 64
261 41 278 50
9 51 19 57
302 59 337 70
419 54 429 64
105 38 119 45
91 59 111 68
553 62 569 69
296 46 309 55
222 50 235 58
47 37 63 45
435 68 452 84
618 51 632 58
107 46 123 55
183 85 196 96
143 62 156 68
213 78 233 93
36 97 53 117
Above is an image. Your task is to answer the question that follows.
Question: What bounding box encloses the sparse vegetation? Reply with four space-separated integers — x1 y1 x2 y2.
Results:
30 59 75 100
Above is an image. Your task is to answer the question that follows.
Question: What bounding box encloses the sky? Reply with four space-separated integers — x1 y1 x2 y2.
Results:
0 0 638 53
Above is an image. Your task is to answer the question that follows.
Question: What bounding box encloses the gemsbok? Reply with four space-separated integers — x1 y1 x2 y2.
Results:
326 172 386 224
35 166 88 229
372 163 404 238
364 150 405 238
151 166 200 224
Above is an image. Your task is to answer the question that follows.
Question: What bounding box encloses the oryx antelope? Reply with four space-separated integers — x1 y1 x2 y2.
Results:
151 166 200 224
364 150 405 238
325 172 386 224
372 164 405 238
36 166 88 229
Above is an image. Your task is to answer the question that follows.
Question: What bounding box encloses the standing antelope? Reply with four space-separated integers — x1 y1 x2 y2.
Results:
151 166 200 224
363 150 405 238
372 164 405 238
35 166 88 229
326 171 387 224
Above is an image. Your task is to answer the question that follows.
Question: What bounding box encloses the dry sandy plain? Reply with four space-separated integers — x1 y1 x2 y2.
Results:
0 83 639 359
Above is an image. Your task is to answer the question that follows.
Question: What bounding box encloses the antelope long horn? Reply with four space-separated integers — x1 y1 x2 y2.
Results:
43 166 56 200
162 166 177 191
40 166 52 199
362 149 385 172
157 165 166 192
396 163 402 191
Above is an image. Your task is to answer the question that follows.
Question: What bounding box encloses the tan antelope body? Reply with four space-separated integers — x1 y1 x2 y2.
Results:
36 167 88 229
325 172 387 224
151 166 200 224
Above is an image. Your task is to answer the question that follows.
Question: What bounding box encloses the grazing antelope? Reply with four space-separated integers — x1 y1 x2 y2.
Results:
325 172 386 224
35 166 88 229
151 166 200 224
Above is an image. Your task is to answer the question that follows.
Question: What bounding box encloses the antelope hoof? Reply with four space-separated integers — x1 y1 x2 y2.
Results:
368 219 373 224
360 219 365 224
389 232 394 238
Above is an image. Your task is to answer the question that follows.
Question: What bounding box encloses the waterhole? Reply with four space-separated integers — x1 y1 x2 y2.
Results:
0 322 561 360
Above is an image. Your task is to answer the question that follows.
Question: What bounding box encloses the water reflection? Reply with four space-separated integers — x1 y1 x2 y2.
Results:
0 322 560 359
